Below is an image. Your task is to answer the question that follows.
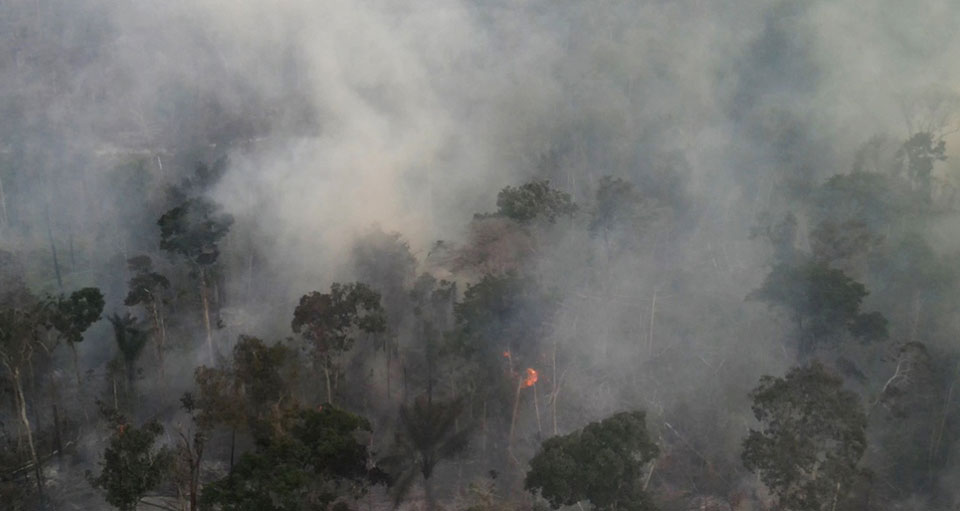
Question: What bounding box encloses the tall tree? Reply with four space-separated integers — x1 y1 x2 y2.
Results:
742 362 867 511
49 286 105 386
158 195 233 362
107 313 149 405
291 282 386 404
495 180 577 224
200 406 385 511
749 261 887 357
89 409 173 511
525 410 659 511
384 396 471 511
124 255 170 371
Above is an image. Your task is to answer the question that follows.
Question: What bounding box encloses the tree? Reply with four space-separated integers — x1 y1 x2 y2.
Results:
0 292 53 497
124 255 170 371
351 228 417 399
200 406 385 511
742 362 867 511
495 180 577 224
49 286 105 386
0 260 102 497
749 261 887 356
107 312 149 405
89 410 173 511
158 195 233 362
896 131 946 196
193 336 297 463
384 396 472 511
589 176 665 251
291 282 386 404
525 410 659 511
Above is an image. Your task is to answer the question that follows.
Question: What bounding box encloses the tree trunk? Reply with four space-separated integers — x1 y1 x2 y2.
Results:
0 172 8 229
12 368 43 497
45 205 63 292
323 361 333 404
423 475 436 511
69 341 81 387
52 404 62 457
199 268 214 363
151 300 166 375
229 426 236 471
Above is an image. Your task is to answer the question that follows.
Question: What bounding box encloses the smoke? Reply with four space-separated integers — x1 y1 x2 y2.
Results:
3 0 960 507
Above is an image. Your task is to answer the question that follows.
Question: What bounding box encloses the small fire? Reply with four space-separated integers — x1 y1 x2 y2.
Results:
523 368 538 387
503 350 511 359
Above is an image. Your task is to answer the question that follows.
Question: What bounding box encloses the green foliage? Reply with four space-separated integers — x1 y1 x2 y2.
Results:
49 287 105 345
200 406 383 511
383 396 471 511
812 172 913 229
749 261 887 355
158 196 234 266
897 131 946 194
742 362 867 511
108 313 148 367
495 180 577 223
123 255 170 307
525 410 659 511
89 413 173 511
292 282 387 359
809 220 883 266
194 336 296 438
453 272 553 362
589 176 662 247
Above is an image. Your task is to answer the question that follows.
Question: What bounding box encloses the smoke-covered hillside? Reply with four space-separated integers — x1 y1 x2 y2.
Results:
2 1 960 510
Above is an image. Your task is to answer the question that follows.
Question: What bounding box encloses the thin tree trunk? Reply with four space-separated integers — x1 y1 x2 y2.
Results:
647 287 658 358
199 268 213 363
323 362 333 404
45 205 63 292
423 475 436 511
533 382 542 437
13 368 43 497
229 427 236 471
508 379 523 465
69 341 81 387
386 341 392 401
151 300 166 375
552 336 558 436
0 172 8 228
52 404 62 457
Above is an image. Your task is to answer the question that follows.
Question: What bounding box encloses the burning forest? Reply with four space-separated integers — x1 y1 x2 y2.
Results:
3 1 960 510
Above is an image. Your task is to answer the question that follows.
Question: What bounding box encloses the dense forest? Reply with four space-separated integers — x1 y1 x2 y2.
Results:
3 1 960 510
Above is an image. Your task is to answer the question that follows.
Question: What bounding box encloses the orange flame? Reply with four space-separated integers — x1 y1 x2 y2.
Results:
503 350 511 359
523 368 538 387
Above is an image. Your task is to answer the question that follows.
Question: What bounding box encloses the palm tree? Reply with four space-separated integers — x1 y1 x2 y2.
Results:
385 396 472 511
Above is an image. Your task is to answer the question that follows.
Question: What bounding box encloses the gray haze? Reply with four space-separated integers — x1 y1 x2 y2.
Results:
2 0 960 508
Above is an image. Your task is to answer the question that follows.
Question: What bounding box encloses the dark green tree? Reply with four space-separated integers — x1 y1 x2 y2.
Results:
742 362 867 511
291 282 386 404
50 286 105 386
384 396 472 511
749 261 887 356
107 312 149 403
193 336 297 462
89 411 173 511
495 180 577 224
124 255 170 371
589 176 663 251
0 292 53 496
525 410 659 511
896 131 946 196
200 406 385 511
158 195 233 362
